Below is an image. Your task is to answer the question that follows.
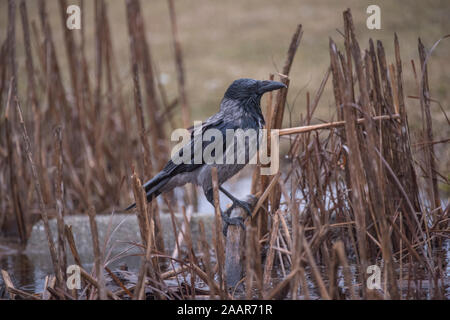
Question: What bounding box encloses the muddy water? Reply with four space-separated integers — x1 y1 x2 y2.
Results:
0 212 218 294
0 175 252 294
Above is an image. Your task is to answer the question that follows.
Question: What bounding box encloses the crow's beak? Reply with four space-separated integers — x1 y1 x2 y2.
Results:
258 80 287 94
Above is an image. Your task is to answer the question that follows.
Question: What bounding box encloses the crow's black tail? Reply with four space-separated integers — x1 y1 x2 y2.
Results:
124 171 170 211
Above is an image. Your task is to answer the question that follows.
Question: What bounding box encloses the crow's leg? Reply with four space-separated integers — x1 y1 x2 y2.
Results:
219 186 252 218
205 189 245 235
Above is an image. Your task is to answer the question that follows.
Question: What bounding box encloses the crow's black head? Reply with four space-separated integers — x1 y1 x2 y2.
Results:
223 78 286 100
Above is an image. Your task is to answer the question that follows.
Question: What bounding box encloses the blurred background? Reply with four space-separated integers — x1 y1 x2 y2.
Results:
1 0 448 124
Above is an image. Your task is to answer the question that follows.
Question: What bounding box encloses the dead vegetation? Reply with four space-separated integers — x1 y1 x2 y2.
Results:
0 0 448 300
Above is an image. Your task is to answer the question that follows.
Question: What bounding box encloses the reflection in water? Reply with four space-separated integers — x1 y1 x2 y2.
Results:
0 252 39 292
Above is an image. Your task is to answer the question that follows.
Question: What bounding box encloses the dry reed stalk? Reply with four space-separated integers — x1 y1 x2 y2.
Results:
161 265 189 280
64 224 83 267
199 220 216 298
105 266 133 298
79 267 119 300
126 0 153 181
134 227 153 300
58 0 81 110
163 195 182 258
7 0 18 102
47 287 75 300
253 73 274 228
167 0 190 129
301 233 330 300
133 0 166 255
14 88 64 287
268 77 289 214
345 9 399 298
44 275 56 300
6 0 28 245
343 10 355 103
179 205 199 299
5 81 27 244
170 205 192 259
87 205 106 300
133 0 167 163
8 287 41 300
258 24 302 239
418 39 441 216
38 0 68 121
1 269 16 299
126 0 165 261
168 0 197 210
277 179 301 298
19 0 41 162
245 227 255 299
329 241 356 299
225 196 256 289
330 29 368 297
376 148 435 274
211 167 226 298
263 210 280 288
265 268 299 300
250 172 281 218
278 114 400 136
131 170 150 246
53 127 67 281
189 263 224 297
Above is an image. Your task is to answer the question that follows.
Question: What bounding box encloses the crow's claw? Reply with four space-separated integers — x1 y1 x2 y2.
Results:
230 199 253 217
221 213 245 236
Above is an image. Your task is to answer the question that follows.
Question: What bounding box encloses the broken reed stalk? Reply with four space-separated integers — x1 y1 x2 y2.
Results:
1 269 16 300
278 114 400 136
131 169 150 246
262 24 302 241
64 224 83 267
418 38 442 215
225 195 256 289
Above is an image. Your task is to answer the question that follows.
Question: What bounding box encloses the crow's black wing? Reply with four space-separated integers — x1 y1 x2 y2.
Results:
160 117 239 176
142 118 238 191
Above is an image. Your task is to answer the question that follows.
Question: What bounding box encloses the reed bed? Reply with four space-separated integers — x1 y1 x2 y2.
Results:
0 1 448 300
